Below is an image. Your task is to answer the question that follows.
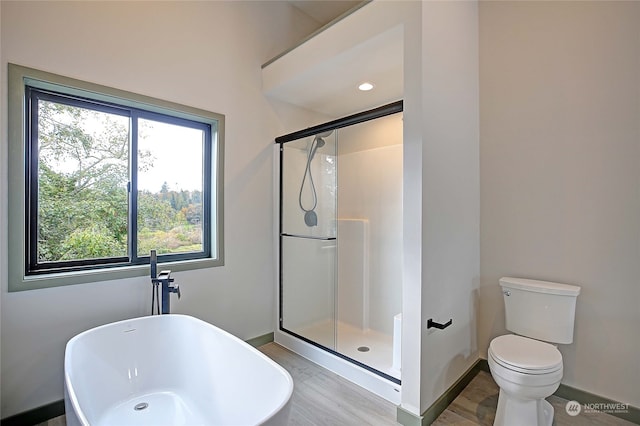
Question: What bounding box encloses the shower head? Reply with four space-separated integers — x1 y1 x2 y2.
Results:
313 130 332 149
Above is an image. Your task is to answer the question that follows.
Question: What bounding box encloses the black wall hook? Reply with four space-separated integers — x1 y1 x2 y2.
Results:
427 318 453 330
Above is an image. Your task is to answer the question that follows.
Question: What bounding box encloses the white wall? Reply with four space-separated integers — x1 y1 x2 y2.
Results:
479 1 640 407
0 0 317 417
418 0 480 413
400 1 426 414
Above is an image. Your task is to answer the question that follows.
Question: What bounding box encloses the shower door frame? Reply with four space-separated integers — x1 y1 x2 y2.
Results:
276 100 403 385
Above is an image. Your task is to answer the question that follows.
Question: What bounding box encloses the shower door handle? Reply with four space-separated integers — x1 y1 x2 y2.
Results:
427 318 452 330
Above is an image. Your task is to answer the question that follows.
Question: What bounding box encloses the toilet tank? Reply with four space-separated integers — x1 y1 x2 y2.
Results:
500 277 581 344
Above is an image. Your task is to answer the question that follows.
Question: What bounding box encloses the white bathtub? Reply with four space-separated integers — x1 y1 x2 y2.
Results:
64 314 293 426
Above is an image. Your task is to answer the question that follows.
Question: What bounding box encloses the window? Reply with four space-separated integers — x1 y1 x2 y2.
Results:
8 64 224 289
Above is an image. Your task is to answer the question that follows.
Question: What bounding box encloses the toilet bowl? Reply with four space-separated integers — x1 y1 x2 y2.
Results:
488 335 563 426
489 277 580 426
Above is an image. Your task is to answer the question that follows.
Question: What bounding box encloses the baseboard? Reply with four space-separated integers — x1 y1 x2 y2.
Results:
245 331 275 348
477 357 490 372
1 332 276 425
397 359 484 426
396 405 424 426
554 382 640 424
0 400 64 426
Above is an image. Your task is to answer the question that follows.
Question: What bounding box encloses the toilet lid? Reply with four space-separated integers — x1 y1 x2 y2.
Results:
489 335 562 373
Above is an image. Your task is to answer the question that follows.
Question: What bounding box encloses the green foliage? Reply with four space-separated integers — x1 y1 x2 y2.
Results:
138 225 202 256
36 100 203 263
59 226 124 260
137 188 203 256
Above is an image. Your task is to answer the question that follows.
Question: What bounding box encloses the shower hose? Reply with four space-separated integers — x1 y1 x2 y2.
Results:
298 136 323 226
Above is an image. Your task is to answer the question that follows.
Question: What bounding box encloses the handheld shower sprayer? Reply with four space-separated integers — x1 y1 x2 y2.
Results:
299 130 333 227
308 131 330 161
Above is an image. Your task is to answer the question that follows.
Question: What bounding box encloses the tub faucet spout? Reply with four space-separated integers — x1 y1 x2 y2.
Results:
150 250 180 314
154 271 180 314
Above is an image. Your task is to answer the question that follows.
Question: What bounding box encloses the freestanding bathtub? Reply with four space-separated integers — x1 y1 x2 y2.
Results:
64 314 293 426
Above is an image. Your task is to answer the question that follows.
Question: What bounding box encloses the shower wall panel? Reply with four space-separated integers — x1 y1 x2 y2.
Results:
337 219 369 330
337 143 403 335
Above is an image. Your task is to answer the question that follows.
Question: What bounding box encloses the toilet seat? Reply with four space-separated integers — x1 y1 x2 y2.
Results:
489 335 562 375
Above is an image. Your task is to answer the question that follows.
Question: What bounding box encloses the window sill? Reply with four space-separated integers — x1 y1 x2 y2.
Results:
10 258 222 292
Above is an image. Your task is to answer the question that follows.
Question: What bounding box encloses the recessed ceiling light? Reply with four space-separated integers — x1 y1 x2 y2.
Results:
358 82 374 91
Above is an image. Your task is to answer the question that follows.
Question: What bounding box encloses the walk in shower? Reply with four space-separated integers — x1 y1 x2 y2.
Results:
277 102 402 383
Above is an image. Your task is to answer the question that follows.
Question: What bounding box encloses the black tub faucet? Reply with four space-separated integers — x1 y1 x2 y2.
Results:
150 250 181 314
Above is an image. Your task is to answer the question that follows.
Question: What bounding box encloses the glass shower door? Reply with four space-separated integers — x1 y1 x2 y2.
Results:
277 101 403 383
280 132 337 350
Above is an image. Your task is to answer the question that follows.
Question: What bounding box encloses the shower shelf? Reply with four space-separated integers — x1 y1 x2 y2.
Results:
281 233 336 241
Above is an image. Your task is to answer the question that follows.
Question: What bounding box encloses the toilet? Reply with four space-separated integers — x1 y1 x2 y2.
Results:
488 277 580 426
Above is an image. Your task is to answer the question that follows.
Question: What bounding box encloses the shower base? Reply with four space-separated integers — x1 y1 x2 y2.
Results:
293 320 400 381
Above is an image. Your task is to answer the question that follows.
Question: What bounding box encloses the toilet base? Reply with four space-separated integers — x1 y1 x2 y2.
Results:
494 390 554 426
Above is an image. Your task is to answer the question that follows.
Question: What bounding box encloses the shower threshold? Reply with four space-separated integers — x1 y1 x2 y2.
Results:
293 320 400 381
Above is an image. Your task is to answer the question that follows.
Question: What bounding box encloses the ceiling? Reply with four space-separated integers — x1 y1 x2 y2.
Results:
262 0 404 118
288 1 363 27
265 25 403 117
263 4 404 119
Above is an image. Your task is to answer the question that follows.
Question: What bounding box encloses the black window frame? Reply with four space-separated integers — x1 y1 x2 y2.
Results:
25 86 213 275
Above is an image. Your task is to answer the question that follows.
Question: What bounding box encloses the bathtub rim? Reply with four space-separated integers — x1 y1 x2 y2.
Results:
64 314 294 426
